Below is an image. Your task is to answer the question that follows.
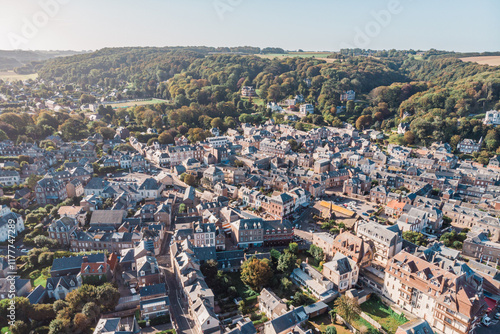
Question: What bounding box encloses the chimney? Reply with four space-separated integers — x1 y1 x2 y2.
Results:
82 256 89 263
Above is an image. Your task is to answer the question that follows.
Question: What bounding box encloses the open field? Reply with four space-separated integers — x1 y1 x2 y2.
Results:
0 71 38 81
256 52 336 62
107 98 169 109
460 56 500 66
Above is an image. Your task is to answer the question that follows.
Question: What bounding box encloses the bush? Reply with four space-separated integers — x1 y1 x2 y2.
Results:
149 315 170 326
137 320 147 328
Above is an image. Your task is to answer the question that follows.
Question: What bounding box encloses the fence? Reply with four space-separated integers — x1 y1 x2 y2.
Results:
359 312 388 334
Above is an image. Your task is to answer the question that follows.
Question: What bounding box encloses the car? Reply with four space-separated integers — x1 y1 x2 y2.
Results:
483 316 492 326
362 213 369 216
495 313 500 320
20 249 29 254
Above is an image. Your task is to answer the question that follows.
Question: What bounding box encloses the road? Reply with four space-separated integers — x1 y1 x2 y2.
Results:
157 215 195 334
475 315 500 334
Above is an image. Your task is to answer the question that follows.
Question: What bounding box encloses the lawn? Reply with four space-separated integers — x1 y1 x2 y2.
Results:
108 98 168 109
308 312 352 334
227 272 259 302
0 71 38 81
34 274 48 287
360 298 408 334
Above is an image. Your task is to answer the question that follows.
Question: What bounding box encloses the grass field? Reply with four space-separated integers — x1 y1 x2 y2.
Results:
34 274 48 287
360 298 408 334
257 52 336 62
108 98 169 109
460 56 500 66
0 71 38 81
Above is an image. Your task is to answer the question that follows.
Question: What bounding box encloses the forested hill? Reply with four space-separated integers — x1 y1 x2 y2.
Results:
34 47 500 150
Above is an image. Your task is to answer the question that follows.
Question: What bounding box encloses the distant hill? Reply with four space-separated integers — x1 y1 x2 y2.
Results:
0 50 89 72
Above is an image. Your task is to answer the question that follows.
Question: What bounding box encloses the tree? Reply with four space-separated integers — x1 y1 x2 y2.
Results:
73 313 90 332
10 321 29 334
210 117 223 129
158 132 174 145
96 283 120 311
288 242 298 254
281 277 292 292
26 174 43 189
404 131 416 145
82 302 100 323
53 300 68 313
403 231 428 246
240 257 273 291
356 115 373 130
0 129 8 141
334 295 360 324
277 251 297 275
326 326 337 334
58 118 89 142
98 127 116 140
49 318 70 334
28 303 56 321
308 244 324 262
184 174 196 186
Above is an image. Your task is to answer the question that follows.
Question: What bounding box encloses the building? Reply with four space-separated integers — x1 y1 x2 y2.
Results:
0 169 20 186
262 306 308 334
136 255 161 287
48 216 78 246
259 288 288 320
193 222 216 247
66 178 84 198
290 263 337 301
483 110 500 126
35 176 68 205
0 206 24 242
323 253 359 292
383 251 487 334
140 296 170 320
46 275 82 300
457 138 482 154
396 319 433 334
261 193 295 219
331 231 373 268
93 317 141 334
203 166 225 186
299 104 314 115
462 229 500 264
340 90 356 101
241 86 257 97
356 221 402 268
166 145 204 167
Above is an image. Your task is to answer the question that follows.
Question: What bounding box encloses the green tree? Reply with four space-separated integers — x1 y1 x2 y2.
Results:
82 302 100 323
402 231 428 246
10 320 29 334
158 132 174 145
326 325 337 334
334 295 360 324
277 251 297 275
58 118 89 142
288 242 298 254
308 244 324 262
184 174 196 186
48 318 70 334
240 257 273 291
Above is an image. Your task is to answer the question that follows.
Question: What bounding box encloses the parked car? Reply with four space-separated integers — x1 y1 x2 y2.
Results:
495 312 500 320
483 316 492 326
362 213 369 216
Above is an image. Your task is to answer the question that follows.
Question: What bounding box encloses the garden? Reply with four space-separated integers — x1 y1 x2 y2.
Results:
360 297 408 334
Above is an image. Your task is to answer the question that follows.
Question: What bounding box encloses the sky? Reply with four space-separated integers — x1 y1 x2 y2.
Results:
0 0 499 52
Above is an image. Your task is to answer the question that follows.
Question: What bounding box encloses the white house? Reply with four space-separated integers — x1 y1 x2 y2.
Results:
299 104 314 115
323 253 359 292
0 206 24 242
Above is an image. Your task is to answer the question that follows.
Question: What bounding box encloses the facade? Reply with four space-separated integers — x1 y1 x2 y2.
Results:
299 104 314 115
0 170 20 186
356 221 402 268
35 176 68 205
457 138 482 154
49 216 78 246
323 252 359 292
331 231 373 268
483 110 500 126
462 230 500 263
383 251 486 334
259 288 288 320
0 206 24 242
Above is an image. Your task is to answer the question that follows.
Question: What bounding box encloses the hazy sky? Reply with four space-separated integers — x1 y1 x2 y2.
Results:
0 0 499 52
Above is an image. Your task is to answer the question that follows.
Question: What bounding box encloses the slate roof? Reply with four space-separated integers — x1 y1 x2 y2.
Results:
51 253 105 273
139 283 166 298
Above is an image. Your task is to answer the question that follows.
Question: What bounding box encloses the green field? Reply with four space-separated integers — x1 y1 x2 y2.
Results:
108 98 169 109
257 52 334 60
0 71 38 81
34 274 48 287
360 298 408 334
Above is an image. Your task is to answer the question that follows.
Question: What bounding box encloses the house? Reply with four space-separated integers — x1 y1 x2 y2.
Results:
383 251 486 334
35 176 68 205
299 104 314 115
457 138 482 154
385 200 410 218
136 255 161 287
51 253 106 277
396 319 433 334
340 90 356 101
331 231 373 268
290 263 337 302
27 285 46 304
262 306 308 334
203 166 225 186
66 178 84 198
93 317 141 334
0 206 25 242
138 178 163 199
140 296 170 320
0 278 31 298
396 207 429 233
323 252 359 292
90 210 126 228
0 169 20 186
462 229 500 263
46 275 82 300
259 288 288 320
356 221 402 268
49 216 78 245
398 122 410 134
483 110 500 126
241 86 257 97
140 283 167 301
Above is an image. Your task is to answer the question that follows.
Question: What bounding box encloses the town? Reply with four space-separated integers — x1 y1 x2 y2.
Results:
0 37 499 334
